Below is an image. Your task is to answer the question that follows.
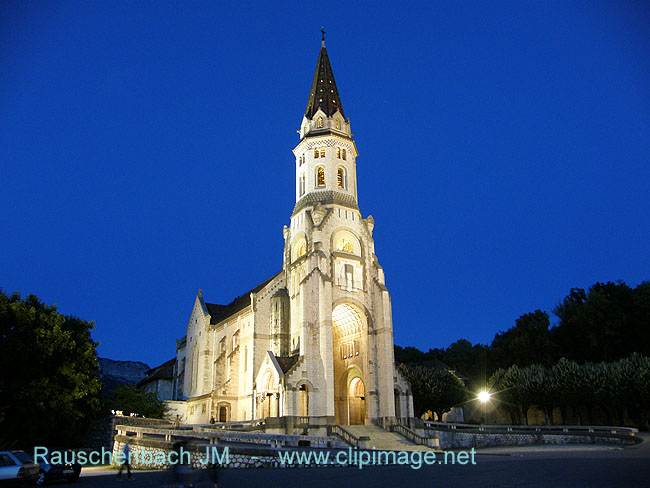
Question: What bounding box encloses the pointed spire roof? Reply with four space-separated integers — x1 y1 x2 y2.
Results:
304 41 345 120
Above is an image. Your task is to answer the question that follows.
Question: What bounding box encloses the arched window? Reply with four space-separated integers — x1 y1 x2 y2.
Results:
342 148 347 160
314 147 319 158
297 242 306 258
336 119 341 130
316 167 325 187
337 167 346 188
336 147 341 159
317 117 323 128
338 239 353 253
299 384 309 417
299 174 305 196
320 146 325 157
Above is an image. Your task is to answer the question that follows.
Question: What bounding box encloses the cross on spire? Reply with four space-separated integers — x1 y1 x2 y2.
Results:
321 27 326 46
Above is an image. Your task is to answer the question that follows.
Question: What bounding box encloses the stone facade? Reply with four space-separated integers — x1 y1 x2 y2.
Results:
169 42 413 428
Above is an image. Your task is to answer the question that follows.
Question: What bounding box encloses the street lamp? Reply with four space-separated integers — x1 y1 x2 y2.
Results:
478 391 491 404
477 390 491 424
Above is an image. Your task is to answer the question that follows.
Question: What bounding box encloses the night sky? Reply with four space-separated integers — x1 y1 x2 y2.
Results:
1 1 648 367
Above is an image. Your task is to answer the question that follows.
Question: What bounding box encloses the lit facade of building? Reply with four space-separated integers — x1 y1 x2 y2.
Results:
171 41 413 427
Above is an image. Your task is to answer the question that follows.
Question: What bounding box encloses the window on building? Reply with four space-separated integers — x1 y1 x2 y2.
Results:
338 239 353 253
342 148 347 160
317 117 323 128
336 147 341 159
314 147 319 158
337 167 346 188
300 174 305 196
317 167 325 187
320 146 325 157
336 119 341 130
297 243 306 258
345 263 354 289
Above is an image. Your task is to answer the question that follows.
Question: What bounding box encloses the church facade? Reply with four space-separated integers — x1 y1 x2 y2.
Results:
170 41 413 427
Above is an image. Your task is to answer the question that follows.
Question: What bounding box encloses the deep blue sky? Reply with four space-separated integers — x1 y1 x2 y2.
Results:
1 1 648 367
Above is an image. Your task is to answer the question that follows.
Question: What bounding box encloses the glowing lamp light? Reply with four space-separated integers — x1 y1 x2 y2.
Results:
478 391 491 403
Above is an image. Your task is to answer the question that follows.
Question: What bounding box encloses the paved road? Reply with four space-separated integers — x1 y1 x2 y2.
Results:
47 438 650 488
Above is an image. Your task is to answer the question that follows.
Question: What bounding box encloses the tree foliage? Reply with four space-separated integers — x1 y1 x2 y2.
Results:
552 281 650 362
397 364 467 420
491 310 557 369
396 280 650 396
489 355 650 428
105 385 167 419
0 291 104 447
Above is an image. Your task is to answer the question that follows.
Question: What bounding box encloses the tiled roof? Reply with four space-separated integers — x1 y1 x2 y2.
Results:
204 272 281 325
138 358 175 386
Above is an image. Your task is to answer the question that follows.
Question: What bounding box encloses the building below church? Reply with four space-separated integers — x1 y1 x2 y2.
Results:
166 39 413 428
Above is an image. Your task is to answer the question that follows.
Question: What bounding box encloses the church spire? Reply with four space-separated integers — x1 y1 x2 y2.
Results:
304 33 345 120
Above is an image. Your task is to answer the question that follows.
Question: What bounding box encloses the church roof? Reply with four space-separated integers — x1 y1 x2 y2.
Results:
275 354 300 374
304 44 345 120
138 358 175 386
204 271 281 325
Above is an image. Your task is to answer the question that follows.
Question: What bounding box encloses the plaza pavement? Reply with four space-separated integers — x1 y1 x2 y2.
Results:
48 434 650 487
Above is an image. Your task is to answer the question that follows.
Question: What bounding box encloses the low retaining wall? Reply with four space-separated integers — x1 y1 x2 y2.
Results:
112 435 348 469
428 428 640 450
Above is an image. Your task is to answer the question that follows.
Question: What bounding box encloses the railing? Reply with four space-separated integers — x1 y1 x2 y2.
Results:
389 423 437 448
326 425 369 448
115 425 333 448
423 421 638 436
196 418 266 431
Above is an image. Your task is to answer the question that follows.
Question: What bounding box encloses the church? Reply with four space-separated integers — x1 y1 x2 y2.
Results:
169 38 413 428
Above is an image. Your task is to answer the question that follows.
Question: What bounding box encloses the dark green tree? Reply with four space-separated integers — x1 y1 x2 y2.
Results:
551 358 588 424
443 339 492 390
491 310 557 369
105 385 167 419
552 281 650 362
0 291 103 447
398 364 467 420
394 345 427 364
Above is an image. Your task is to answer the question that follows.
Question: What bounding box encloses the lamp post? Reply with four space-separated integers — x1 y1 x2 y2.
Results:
478 390 491 425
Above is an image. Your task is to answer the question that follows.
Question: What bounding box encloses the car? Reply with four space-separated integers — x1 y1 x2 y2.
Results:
35 451 81 485
0 450 39 485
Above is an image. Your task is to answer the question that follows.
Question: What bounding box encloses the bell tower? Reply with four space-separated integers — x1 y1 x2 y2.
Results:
281 37 407 425
291 36 359 211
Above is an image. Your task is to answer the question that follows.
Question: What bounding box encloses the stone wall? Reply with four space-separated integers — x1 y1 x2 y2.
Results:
112 435 349 470
429 428 639 450
84 416 170 454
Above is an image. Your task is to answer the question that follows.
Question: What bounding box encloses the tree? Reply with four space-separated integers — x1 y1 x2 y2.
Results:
552 281 650 362
491 310 557 369
0 291 103 447
398 364 467 420
105 385 167 419
443 339 492 391
490 365 536 425
394 345 427 364
551 358 588 424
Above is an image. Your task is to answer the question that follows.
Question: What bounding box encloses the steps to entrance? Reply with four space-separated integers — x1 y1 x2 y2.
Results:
341 425 435 452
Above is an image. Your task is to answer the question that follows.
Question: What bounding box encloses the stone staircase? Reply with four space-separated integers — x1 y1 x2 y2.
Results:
341 425 435 452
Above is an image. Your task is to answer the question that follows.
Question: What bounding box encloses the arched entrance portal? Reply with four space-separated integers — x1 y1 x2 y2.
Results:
219 405 228 422
332 303 368 424
348 377 366 425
